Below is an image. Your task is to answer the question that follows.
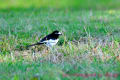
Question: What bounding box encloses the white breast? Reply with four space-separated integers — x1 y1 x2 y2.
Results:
43 39 59 47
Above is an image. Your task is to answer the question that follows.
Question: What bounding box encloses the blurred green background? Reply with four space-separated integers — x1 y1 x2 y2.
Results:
1 0 120 80
0 0 120 9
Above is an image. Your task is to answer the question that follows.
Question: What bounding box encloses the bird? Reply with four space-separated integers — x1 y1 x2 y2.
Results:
27 30 62 48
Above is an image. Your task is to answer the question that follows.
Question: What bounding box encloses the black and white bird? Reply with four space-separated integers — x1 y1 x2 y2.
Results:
27 30 62 48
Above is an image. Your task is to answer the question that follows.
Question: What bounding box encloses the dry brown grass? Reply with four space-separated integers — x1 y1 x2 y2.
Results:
1 37 120 63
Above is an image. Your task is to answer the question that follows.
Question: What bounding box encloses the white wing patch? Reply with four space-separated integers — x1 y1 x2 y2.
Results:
43 39 59 47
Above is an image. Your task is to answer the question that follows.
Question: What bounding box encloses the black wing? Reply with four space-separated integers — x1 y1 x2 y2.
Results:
27 33 52 48
39 34 52 43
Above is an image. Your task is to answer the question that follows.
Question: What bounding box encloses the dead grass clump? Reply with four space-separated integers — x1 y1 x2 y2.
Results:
0 37 120 63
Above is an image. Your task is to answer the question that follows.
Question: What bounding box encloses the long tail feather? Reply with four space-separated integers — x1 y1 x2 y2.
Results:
26 42 43 48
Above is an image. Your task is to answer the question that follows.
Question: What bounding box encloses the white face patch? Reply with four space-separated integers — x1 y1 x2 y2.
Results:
55 32 62 35
58 32 62 35
43 39 59 47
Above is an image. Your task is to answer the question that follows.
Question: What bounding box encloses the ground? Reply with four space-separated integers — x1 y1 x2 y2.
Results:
0 8 120 80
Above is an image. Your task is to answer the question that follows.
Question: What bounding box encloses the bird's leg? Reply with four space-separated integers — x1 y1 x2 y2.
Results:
44 46 49 54
47 47 49 51
32 48 36 61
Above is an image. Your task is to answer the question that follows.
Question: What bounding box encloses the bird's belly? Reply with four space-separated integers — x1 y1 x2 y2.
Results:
45 39 59 47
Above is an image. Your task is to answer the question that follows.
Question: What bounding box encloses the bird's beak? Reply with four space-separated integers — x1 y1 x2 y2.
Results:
58 32 62 35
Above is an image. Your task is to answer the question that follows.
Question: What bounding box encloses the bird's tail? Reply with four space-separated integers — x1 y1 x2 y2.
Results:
26 42 43 48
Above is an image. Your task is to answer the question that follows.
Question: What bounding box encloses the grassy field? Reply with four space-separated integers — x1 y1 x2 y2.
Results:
0 0 120 9
0 8 120 80
1 0 120 79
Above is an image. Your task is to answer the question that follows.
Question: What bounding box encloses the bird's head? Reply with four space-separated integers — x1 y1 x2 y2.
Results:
52 30 62 36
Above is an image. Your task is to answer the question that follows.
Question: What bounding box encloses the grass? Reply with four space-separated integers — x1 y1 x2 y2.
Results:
0 0 120 9
1 8 120 80
0 59 120 80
